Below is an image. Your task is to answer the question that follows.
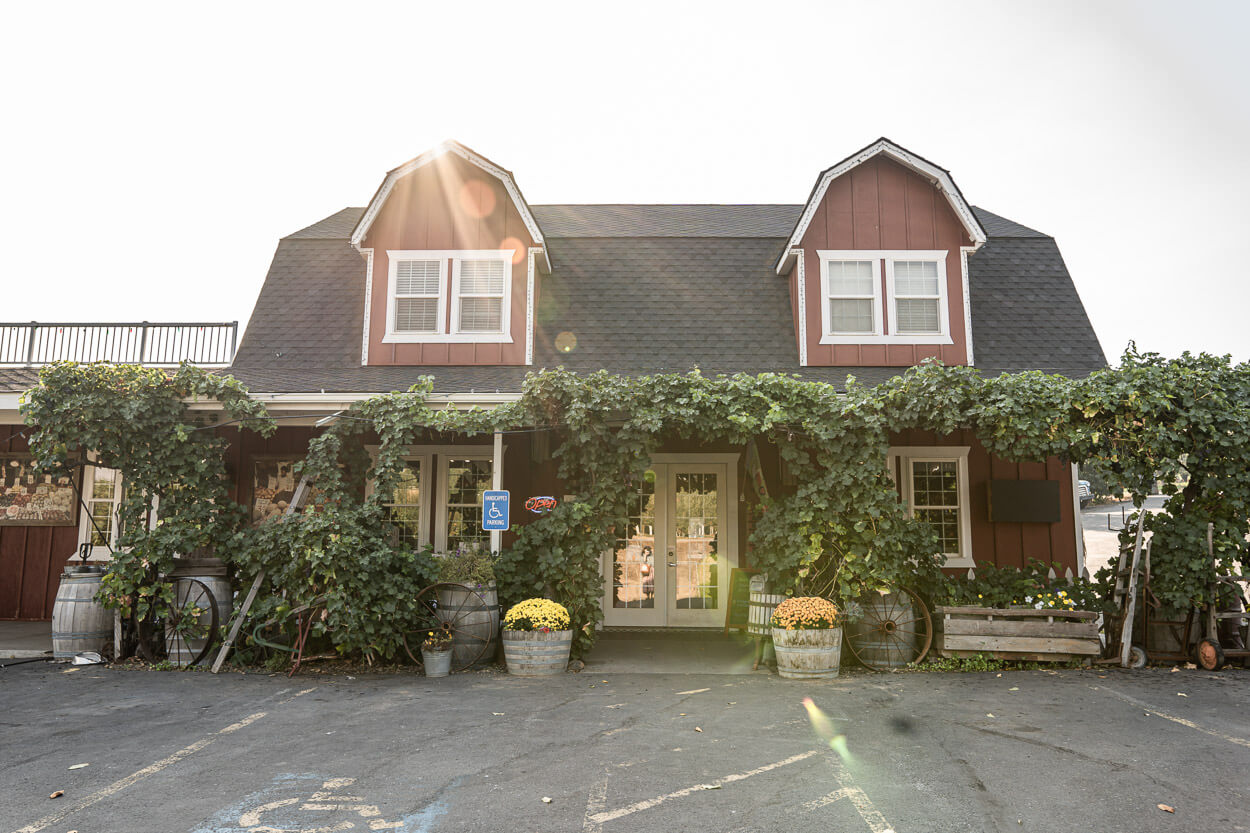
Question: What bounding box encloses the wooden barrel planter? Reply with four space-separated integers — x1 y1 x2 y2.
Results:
437 582 500 668
771 627 843 679
51 566 112 661
747 591 785 639
502 629 572 676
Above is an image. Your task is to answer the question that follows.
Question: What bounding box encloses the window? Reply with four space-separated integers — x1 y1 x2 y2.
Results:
891 260 942 335
393 259 444 334
824 259 879 336
384 250 513 343
440 456 493 553
79 466 122 556
888 446 972 567
818 250 951 344
454 258 507 333
382 459 426 546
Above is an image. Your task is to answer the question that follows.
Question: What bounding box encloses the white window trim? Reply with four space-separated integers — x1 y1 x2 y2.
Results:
435 447 495 554
885 256 951 342
817 250 954 345
888 445 973 568
381 250 515 344
818 253 881 341
78 464 122 561
451 254 513 340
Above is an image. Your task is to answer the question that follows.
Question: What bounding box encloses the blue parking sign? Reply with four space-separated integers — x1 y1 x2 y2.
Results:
482 490 510 531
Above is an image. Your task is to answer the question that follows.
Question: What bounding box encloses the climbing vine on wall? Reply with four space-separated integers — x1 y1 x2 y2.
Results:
21 347 1250 661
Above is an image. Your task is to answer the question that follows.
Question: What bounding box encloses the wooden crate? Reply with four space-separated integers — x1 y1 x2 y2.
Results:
936 606 1101 662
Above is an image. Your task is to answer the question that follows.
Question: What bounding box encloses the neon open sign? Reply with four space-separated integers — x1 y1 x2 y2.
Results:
525 496 558 514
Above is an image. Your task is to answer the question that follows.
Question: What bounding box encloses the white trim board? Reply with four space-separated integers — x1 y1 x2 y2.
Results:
775 138 987 274
350 140 552 272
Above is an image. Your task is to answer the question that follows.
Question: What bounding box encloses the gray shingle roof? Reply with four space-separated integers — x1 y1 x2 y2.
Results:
0 368 40 393
229 204 1104 394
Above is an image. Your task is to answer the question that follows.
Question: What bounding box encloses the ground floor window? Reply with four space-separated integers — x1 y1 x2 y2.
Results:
371 446 495 553
887 446 972 568
79 465 122 557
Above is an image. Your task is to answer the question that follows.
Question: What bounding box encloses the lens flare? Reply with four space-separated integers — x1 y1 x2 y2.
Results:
802 696 852 762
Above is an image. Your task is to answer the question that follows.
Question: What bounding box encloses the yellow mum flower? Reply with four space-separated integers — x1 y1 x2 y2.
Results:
771 596 838 630
504 598 571 632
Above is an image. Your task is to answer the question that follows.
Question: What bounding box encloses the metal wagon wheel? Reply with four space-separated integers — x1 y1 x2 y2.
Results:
136 578 219 669
402 582 491 672
846 584 933 671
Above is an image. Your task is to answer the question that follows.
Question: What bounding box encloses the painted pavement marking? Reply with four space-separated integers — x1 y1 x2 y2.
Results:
584 750 819 826
238 777 403 831
581 770 610 833
13 712 267 833
12 687 318 833
802 757 896 833
1092 685 1250 749
675 687 710 695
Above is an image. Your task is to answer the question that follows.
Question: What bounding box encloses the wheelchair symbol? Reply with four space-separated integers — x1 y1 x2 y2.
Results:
487 503 503 519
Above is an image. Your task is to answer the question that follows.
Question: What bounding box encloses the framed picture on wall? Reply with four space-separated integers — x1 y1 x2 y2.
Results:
250 457 319 524
0 454 79 526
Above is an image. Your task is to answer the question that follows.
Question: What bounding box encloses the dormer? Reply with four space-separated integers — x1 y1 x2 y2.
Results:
777 139 987 367
352 141 549 366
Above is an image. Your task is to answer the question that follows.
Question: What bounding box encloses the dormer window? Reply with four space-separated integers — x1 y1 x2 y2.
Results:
818 250 951 345
383 250 514 343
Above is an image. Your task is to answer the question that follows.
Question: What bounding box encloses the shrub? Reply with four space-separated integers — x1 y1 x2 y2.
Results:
437 548 496 586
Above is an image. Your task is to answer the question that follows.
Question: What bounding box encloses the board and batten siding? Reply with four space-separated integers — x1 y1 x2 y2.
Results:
890 429 1078 574
362 154 536 367
0 425 80 620
796 156 972 367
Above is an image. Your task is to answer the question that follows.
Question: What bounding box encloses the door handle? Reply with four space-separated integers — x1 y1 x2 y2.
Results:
667 562 678 567
667 552 677 567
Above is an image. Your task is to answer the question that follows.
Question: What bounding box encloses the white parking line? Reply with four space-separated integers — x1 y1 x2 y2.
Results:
582 770 609 833
585 750 818 826
1092 685 1250 749
14 712 266 833
12 687 318 833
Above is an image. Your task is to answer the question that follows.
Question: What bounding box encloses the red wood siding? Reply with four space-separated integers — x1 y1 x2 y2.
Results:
363 154 535 367
0 425 79 620
797 156 971 367
890 429 1078 574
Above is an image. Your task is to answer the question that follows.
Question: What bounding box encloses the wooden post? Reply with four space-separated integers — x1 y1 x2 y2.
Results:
210 473 312 673
1206 522 1217 642
490 431 503 554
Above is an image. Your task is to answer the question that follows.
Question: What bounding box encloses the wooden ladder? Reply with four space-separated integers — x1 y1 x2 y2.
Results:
1114 509 1149 667
210 472 313 673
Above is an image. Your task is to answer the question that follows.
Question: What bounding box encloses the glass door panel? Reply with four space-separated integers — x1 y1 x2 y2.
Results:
603 469 665 626
667 465 728 627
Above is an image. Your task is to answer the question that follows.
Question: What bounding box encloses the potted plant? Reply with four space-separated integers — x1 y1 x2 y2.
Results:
437 546 500 668
501 598 572 676
421 627 454 677
771 596 842 679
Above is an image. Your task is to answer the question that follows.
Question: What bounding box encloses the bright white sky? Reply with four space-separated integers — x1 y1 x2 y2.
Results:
2 0 1247 363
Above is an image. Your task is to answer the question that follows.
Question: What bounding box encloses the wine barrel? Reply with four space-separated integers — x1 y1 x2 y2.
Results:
51 566 111 661
748 591 785 638
771 626 842 679
502 628 572 676
437 582 500 668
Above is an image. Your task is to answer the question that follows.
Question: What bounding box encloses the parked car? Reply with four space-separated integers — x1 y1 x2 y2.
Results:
1078 479 1092 508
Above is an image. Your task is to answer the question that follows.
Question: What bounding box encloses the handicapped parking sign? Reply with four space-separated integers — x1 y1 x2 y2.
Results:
482 490 510 531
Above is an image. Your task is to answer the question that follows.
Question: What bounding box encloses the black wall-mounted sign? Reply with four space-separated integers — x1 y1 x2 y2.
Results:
988 480 1062 523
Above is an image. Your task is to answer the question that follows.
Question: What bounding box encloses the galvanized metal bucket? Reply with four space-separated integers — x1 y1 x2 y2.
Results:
502 629 572 676
771 626 842 679
422 648 452 677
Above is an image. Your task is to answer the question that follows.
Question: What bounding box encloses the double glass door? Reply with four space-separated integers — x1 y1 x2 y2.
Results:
603 460 737 627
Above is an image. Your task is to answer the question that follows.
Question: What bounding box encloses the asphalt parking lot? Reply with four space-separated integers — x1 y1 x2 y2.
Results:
2 663 1248 833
